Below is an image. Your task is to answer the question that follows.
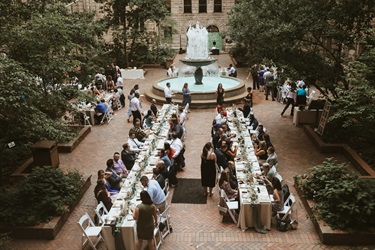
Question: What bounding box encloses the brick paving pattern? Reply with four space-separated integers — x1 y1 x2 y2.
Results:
9 54 374 250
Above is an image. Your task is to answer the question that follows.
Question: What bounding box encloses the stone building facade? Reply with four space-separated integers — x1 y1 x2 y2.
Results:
169 0 236 52
66 0 236 52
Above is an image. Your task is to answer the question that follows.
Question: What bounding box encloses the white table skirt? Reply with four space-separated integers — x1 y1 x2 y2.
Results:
121 69 145 79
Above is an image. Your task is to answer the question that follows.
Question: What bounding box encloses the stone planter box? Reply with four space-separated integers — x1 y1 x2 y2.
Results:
0 174 91 239
303 125 375 176
57 125 91 153
294 178 375 245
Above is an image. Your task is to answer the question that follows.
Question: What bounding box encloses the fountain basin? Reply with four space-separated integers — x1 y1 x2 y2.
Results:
145 76 247 108
179 59 217 67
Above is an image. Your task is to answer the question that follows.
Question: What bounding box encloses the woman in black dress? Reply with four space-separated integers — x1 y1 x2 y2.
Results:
200 142 217 197
216 83 225 105
94 179 113 211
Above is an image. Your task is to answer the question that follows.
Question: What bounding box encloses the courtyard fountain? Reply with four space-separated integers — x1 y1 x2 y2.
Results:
145 22 246 108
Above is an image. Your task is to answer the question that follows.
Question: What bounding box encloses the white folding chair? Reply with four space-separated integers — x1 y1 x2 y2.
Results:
78 213 104 250
163 179 170 195
153 223 163 250
158 205 171 240
220 189 238 224
82 112 91 126
276 194 296 221
94 202 109 226
101 100 114 124
307 90 316 105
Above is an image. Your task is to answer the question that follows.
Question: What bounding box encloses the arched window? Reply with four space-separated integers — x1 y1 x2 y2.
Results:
207 25 219 33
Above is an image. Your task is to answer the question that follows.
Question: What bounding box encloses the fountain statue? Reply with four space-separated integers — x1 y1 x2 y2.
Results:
179 22 217 85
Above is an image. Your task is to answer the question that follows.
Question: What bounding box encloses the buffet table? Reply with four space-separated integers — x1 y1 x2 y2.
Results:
101 104 183 250
226 108 272 231
293 107 323 126
120 69 145 79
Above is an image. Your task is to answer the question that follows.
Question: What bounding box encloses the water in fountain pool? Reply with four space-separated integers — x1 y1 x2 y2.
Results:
158 77 240 92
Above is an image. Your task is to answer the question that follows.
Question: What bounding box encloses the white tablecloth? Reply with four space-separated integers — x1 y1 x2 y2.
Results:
102 104 180 249
120 69 145 79
226 109 272 231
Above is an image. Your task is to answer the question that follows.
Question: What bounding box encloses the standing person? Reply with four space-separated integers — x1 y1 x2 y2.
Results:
258 66 266 92
140 176 167 212
132 191 158 250
264 68 275 101
127 88 135 123
150 99 158 117
167 66 173 77
246 64 259 90
104 75 114 91
130 92 142 126
296 84 307 109
201 142 217 197
228 64 237 77
116 73 123 89
216 83 225 105
244 86 253 108
182 82 191 107
164 82 173 104
281 82 297 116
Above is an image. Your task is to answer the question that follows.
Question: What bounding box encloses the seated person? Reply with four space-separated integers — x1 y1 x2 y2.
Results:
164 142 175 165
271 177 284 213
152 167 165 190
266 146 278 167
97 169 119 195
156 160 169 180
218 171 238 200
94 179 113 211
143 110 155 129
249 113 258 130
121 143 137 170
94 100 107 124
105 159 123 191
150 99 158 117
113 152 128 176
263 133 273 149
91 86 101 96
215 109 227 126
127 131 144 153
257 163 276 182
178 106 187 125
215 144 228 170
255 141 268 161
129 120 150 142
225 161 238 189
224 140 238 162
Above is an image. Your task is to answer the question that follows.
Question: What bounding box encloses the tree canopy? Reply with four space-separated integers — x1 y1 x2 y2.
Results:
228 0 375 95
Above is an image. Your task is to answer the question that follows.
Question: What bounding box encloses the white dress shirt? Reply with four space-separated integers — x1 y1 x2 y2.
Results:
164 87 172 98
116 76 123 88
130 97 142 113
170 138 183 158
127 137 144 152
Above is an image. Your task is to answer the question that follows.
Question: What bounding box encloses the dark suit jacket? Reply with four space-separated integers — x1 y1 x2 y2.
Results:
214 148 228 169
105 167 122 190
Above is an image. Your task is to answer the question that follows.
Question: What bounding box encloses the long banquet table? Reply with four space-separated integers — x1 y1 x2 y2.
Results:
101 104 180 250
226 108 272 231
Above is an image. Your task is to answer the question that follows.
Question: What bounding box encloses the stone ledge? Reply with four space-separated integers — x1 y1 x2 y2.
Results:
303 125 375 176
0 174 91 239
294 178 375 245
57 125 91 153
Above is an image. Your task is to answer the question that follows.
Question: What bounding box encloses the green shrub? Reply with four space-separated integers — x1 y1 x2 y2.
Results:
297 158 375 231
0 233 11 250
0 166 84 226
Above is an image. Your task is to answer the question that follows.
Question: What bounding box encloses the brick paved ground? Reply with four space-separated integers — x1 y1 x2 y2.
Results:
9 54 374 250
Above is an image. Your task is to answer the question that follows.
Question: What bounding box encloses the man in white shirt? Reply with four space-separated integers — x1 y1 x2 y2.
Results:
170 132 185 170
228 64 237 77
167 66 173 77
127 131 144 153
215 109 226 125
164 82 173 104
116 73 123 88
130 92 142 126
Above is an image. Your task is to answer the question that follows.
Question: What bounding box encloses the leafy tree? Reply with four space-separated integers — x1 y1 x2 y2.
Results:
95 0 172 67
228 0 375 97
2 3 103 86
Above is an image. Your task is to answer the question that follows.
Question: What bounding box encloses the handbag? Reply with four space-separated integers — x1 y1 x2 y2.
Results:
276 218 289 232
